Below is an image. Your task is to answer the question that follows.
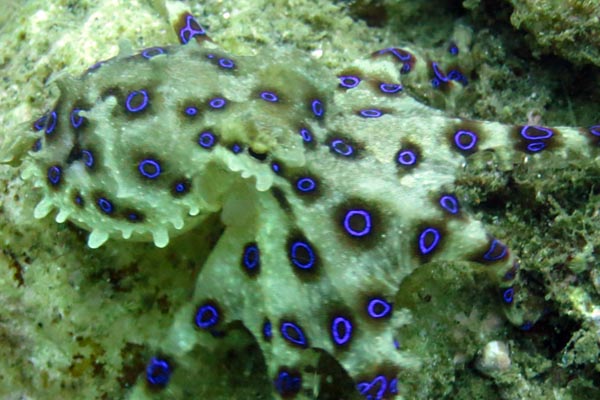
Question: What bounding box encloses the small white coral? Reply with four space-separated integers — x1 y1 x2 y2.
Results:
475 340 511 377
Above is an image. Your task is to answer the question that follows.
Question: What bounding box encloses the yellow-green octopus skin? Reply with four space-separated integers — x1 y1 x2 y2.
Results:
5 8 600 400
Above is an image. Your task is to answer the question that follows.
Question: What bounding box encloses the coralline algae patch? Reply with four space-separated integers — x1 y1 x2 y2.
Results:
1 0 600 399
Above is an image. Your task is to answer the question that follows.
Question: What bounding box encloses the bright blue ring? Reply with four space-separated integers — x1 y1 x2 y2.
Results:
146 357 171 386
397 149 416 166
138 159 161 179
47 165 61 185
290 241 315 270
359 109 383 118
454 130 478 151
379 83 403 94
296 177 316 192
331 316 352 346
280 322 307 347
520 125 554 140
195 304 219 329
218 58 235 69
198 132 216 148
97 197 113 214
331 139 354 156
81 150 94 168
311 99 324 118
260 91 279 102
367 298 392 319
243 244 260 270
70 108 84 129
439 194 459 214
419 227 440 255
125 90 149 113
208 97 226 109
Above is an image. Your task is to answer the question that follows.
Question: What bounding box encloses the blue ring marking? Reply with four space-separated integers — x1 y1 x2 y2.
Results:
376 47 412 62
483 239 508 261
87 61 105 72
125 90 149 113
195 303 219 329
127 212 141 222
260 91 279 102
448 70 468 85
295 177 316 193
274 370 302 395
97 197 114 214
185 106 198 116
217 57 235 69
331 316 352 346
174 182 187 194
47 165 61 186
389 378 399 394
197 131 216 149
418 227 441 255
179 14 206 44
396 149 417 166
400 63 411 73
206 53 215 59
280 321 308 347
330 139 354 157
520 125 554 140
70 108 84 129
439 194 460 215
208 97 227 109
298 127 313 143
81 150 94 168
141 47 165 59
242 243 260 271
343 209 372 237
146 357 171 387
454 130 478 151
527 142 546 153
448 43 459 55
311 99 324 118
367 298 392 319
271 162 281 173
431 78 441 88
589 125 600 137
32 139 42 152
45 111 57 135
33 114 47 131
262 319 272 340
379 82 403 94
338 75 361 89
138 159 161 179
231 143 242 154
358 109 384 118
290 241 316 270
502 287 514 304
431 62 448 82
357 375 387 399
520 321 533 331
74 194 83 206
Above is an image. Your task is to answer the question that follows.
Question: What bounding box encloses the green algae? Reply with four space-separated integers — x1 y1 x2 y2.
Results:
0 0 599 399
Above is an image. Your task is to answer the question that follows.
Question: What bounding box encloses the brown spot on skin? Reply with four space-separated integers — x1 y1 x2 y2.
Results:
118 342 147 389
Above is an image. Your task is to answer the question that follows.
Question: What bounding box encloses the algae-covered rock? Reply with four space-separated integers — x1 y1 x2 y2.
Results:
508 0 600 67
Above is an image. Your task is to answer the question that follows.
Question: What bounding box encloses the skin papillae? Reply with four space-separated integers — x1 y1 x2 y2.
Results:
2 4 597 399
